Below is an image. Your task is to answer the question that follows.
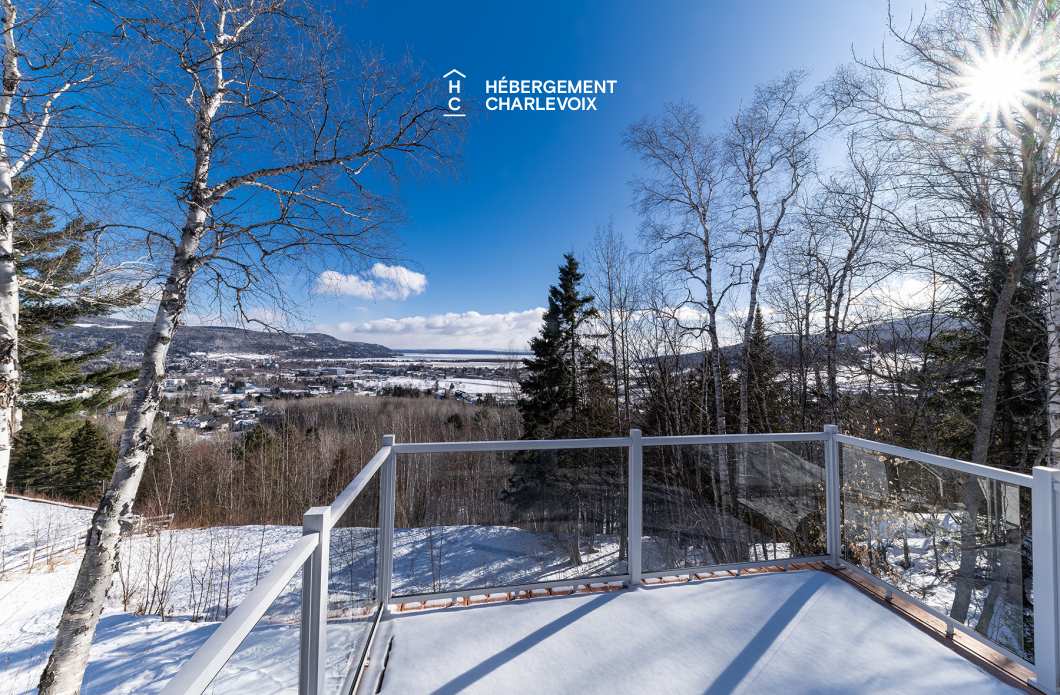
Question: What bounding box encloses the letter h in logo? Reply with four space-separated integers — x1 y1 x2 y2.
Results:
444 69 466 117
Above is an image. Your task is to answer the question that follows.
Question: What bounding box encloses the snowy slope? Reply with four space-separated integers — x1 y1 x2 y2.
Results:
0 501 631 694
1 497 94 561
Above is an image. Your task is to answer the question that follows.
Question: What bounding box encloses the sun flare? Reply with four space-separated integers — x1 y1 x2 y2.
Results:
953 34 1049 127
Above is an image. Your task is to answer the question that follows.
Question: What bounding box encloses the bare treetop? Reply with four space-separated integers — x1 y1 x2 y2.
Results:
94 0 457 324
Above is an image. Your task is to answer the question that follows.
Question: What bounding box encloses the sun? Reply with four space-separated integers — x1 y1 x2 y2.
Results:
955 41 1042 125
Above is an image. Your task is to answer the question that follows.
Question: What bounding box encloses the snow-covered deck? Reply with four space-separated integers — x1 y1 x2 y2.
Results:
376 570 1024 694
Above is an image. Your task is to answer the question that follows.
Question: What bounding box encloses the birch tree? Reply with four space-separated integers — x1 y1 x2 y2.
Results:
766 229 825 430
626 103 736 441
1049 197 1060 463
40 1 453 691
800 139 890 426
626 103 747 546
725 70 845 433
0 0 98 536
589 222 640 433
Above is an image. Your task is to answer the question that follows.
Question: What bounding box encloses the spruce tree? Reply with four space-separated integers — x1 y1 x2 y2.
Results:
62 421 116 501
7 177 138 496
745 308 782 433
926 241 1047 469
517 254 609 438
505 254 616 565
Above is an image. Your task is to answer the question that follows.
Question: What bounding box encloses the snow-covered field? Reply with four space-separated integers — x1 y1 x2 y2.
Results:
379 375 516 395
1 497 94 568
353 352 530 367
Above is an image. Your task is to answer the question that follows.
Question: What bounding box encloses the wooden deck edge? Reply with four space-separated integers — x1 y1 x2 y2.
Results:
826 564 1037 693
392 562 812 614
391 580 627 613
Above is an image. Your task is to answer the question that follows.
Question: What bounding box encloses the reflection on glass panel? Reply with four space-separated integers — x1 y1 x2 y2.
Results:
202 571 301 695
326 472 381 694
642 442 826 573
393 448 628 596
840 444 1033 662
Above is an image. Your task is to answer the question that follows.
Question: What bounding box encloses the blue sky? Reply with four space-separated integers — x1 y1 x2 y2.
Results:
305 1 922 350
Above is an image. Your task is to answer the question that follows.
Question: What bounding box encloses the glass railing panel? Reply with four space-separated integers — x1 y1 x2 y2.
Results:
393 447 629 596
326 472 381 693
839 444 1032 662
641 441 826 573
201 571 302 694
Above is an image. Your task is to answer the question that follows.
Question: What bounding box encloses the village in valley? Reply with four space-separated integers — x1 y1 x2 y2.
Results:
151 352 520 435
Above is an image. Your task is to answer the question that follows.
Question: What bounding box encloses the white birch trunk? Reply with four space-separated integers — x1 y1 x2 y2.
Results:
0 0 22 537
0 163 18 536
38 211 204 694
39 7 227 682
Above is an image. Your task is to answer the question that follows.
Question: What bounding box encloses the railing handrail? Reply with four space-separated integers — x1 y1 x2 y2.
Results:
328 444 392 527
835 433 1033 488
393 436 632 454
390 431 833 456
159 533 319 695
643 432 826 445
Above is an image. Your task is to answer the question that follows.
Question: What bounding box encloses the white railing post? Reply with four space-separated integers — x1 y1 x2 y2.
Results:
823 424 841 567
377 434 397 613
628 429 643 588
299 506 330 695
1033 466 1060 695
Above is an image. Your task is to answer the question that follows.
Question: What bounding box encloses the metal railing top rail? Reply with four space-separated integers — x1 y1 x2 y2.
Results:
328 444 391 527
835 434 1033 488
159 533 320 695
392 436 632 454
390 431 828 456
642 432 826 446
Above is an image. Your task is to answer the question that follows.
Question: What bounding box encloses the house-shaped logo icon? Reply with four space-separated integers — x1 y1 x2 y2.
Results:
444 69 466 117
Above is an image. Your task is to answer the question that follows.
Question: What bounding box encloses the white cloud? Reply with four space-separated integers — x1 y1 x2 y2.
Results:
313 263 427 301
323 308 546 350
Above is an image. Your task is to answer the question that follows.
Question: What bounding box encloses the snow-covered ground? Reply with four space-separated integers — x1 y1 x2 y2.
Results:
379 375 515 395
1 497 94 567
0 497 1024 694
392 525 627 597
352 352 530 366
0 501 632 694
382 570 1020 694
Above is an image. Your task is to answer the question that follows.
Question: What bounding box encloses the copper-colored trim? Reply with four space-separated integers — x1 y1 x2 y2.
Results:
828 565 1036 693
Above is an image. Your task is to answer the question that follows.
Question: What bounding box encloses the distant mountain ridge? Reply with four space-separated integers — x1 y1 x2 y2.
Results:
673 313 964 369
48 317 398 361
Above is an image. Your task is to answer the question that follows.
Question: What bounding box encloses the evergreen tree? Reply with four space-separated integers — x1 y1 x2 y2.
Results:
505 254 617 565
61 421 116 501
925 242 1047 470
745 308 782 433
517 254 611 438
7 177 138 496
